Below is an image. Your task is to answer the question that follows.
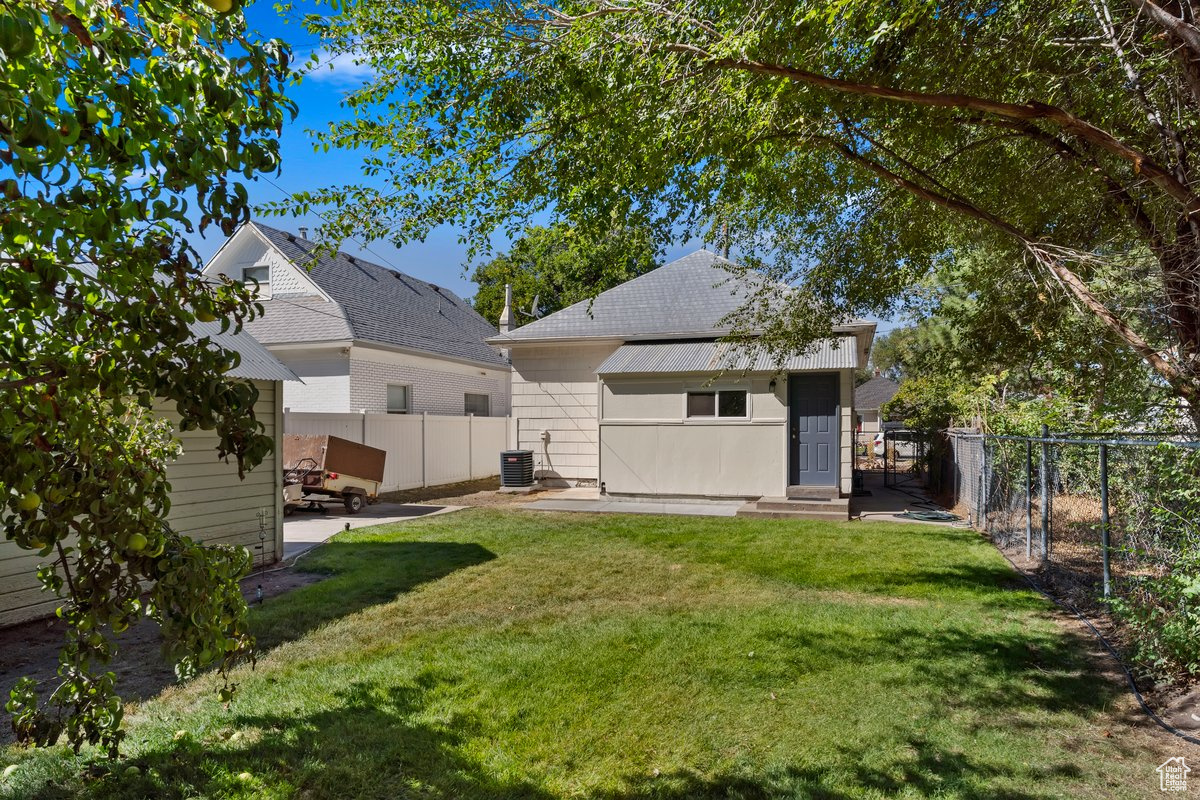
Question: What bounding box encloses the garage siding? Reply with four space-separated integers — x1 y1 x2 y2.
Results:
599 375 788 498
508 342 620 484
0 380 283 628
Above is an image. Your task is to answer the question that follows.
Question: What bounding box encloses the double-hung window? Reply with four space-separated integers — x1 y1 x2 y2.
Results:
685 389 748 419
241 264 271 297
464 393 490 416
387 384 411 414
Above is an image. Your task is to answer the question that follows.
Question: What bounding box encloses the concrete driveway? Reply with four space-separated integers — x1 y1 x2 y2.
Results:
283 503 462 560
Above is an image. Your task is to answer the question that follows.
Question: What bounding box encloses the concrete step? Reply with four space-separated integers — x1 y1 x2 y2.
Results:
755 497 849 513
735 506 849 522
786 485 841 501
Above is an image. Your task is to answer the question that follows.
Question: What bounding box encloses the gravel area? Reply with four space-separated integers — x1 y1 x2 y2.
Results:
0 568 323 745
378 477 544 508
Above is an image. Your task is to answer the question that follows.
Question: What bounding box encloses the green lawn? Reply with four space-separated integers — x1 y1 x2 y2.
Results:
0 509 1178 799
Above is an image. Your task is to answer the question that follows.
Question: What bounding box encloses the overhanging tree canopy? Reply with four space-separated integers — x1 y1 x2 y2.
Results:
294 0 1200 422
2 0 294 754
469 221 659 324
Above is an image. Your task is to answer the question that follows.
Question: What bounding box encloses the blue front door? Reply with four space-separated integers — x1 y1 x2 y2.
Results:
788 373 839 487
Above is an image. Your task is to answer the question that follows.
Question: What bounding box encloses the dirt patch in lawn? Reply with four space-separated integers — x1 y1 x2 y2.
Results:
0 567 323 745
378 477 543 508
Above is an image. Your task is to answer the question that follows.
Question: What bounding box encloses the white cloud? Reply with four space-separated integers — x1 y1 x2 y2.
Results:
303 49 377 86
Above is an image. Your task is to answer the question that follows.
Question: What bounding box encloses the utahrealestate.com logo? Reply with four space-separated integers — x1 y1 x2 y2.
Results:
1158 757 1191 792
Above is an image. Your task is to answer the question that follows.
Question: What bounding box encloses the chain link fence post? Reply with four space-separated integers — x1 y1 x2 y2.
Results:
1039 424 1051 561
1099 442 1111 598
1025 439 1033 560
980 437 991 532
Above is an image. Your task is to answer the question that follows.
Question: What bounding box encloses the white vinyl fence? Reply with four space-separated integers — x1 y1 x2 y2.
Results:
283 411 510 493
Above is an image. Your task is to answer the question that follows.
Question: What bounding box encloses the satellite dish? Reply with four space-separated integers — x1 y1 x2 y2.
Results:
519 294 543 319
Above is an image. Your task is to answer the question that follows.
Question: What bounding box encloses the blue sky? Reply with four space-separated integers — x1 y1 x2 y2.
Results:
192 0 703 309
200 2 896 333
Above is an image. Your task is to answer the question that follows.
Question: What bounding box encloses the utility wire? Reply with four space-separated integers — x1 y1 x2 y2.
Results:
256 173 408 275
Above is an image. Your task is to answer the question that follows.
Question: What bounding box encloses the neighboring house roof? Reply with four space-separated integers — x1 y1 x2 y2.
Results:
193 321 299 382
489 249 874 346
234 294 354 343
856 375 900 411
597 338 860 375
490 250 757 343
72 259 296 382
240 222 507 367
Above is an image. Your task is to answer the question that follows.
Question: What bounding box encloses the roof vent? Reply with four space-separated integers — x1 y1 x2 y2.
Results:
298 226 309 240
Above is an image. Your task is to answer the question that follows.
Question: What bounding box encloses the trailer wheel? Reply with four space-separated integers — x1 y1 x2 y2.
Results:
344 492 365 514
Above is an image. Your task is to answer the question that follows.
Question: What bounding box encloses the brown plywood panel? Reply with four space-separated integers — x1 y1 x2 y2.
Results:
282 434 386 483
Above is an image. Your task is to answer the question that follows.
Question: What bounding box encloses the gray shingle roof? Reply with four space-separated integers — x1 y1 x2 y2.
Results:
491 249 872 345
491 250 761 342
246 222 506 367
75 258 296 382
855 375 900 410
240 294 354 345
596 338 860 374
192 321 299 382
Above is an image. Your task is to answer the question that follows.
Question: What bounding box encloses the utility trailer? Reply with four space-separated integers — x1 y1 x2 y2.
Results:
282 434 386 515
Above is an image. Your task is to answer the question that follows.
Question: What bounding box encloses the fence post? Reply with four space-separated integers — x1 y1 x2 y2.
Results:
421 411 428 488
977 438 989 529
1040 423 1051 562
360 409 367 444
1024 439 1033 560
1099 442 1111 598
952 434 960 509
468 413 474 481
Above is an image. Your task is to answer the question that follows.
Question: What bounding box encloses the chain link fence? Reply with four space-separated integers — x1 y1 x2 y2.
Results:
943 428 1200 681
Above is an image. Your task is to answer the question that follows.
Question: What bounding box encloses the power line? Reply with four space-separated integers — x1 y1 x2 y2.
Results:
256 173 409 276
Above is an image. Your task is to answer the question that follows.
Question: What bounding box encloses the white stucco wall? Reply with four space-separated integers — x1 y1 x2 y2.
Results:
507 339 858 496
600 370 855 498
600 375 787 498
348 344 511 417
508 342 620 484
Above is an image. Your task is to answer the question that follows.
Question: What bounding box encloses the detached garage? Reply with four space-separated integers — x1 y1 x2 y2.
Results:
490 250 875 511
0 325 296 627
596 340 859 498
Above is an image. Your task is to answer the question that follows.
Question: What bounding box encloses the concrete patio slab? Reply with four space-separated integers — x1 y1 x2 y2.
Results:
851 472 961 526
524 497 743 517
283 503 463 560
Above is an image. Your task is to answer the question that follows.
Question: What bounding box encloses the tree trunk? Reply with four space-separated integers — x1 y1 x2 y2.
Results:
1159 217 1200 430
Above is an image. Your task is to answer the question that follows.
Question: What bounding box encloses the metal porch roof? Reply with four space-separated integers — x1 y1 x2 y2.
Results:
596 337 859 375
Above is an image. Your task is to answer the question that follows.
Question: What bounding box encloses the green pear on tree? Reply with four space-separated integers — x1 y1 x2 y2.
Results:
1 0 294 756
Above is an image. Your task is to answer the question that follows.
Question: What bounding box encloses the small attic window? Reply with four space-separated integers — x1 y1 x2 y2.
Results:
242 265 271 297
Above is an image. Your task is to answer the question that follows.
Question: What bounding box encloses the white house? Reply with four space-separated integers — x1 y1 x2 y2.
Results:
490 250 875 513
0 325 296 627
203 222 511 418
855 372 900 434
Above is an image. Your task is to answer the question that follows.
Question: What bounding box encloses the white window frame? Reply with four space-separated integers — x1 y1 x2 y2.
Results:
386 384 412 415
241 264 272 298
684 388 749 420
464 392 490 417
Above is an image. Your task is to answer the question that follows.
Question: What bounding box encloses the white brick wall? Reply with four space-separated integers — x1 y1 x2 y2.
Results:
349 345 511 417
276 348 352 412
